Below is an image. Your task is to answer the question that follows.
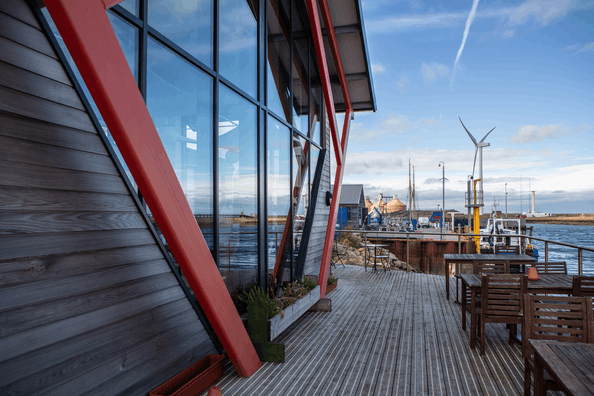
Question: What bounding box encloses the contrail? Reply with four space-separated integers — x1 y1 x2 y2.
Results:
451 0 480 87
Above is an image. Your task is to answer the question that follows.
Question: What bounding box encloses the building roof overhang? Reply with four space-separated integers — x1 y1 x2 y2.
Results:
321 0 376 113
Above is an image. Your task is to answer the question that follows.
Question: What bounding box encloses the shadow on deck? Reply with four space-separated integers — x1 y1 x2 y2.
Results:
213 265 529 395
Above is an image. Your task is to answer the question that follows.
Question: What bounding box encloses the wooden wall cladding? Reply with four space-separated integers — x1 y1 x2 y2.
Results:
0 1 218 395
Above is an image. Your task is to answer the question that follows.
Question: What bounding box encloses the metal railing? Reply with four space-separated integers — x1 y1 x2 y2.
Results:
334 229 594 275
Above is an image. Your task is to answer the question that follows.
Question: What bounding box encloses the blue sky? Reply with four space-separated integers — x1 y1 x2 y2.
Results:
340 0 594 214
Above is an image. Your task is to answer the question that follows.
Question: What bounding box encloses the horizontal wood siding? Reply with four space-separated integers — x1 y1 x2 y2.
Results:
0 3 217 395
303 113 332 277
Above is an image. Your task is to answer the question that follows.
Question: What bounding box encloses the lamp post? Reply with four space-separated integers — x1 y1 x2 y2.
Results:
505 183 508 218
439 162 445 240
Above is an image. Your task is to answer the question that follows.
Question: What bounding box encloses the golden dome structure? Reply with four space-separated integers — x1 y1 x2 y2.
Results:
387 196 406 213
365 198 373 212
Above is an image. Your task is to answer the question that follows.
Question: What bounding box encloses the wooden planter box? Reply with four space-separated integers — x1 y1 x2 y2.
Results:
268 285 320 341
326 280 338 294
149 354 225 396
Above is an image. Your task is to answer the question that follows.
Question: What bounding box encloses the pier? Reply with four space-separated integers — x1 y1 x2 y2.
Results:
211 265 527 395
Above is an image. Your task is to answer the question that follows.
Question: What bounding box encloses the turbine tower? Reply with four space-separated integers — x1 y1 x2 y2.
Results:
459 117 495 214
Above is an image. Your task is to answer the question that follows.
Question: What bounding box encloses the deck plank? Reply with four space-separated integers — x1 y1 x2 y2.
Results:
211 266 527 396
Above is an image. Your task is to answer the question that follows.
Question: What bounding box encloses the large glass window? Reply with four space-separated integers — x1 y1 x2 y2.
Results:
119 0 140 17
266 0 291 122
148 0 214 68
267 115 291 273
219 0 258 98
107 12 140 83
292 1 308 133
146 38 214 250
218 84 258 292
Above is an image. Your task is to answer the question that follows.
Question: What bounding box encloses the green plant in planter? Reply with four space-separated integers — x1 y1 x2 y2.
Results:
327 274 337 286
241 286 285 363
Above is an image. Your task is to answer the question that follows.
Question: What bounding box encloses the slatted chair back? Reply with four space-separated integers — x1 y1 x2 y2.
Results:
522 294 594 395
474 261 508 275
533 261 567 274
481 274 527 323
495 245 519 255
573 275 594 298
522 294 594 359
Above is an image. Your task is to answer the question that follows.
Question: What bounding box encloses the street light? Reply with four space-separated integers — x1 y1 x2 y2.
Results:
439 162 446 240
505 183 508 218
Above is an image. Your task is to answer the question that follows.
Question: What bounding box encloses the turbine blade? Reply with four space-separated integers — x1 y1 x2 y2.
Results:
472 146 478 178
459 117 477 145
479 127 496 143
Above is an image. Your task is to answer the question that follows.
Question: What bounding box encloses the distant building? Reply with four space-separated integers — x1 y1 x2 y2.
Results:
337 184 366 227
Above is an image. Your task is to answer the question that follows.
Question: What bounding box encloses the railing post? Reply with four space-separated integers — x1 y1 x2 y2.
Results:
406 233 410 273
578 248 583 275
544 241 548 262
458 234 461 254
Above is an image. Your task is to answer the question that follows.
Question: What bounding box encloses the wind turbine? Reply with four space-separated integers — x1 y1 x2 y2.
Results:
459 117 495 214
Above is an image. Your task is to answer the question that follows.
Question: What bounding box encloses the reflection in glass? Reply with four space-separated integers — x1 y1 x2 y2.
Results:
219 0 258 98
40 9 139 191
292 1 308 132
266 0 291 121
146 38 214 250
310 82 323 145
118 0 139 17
107 11 140 82
218 84 258 292
267 115 291 274
148 0 213 67
292 132 309 241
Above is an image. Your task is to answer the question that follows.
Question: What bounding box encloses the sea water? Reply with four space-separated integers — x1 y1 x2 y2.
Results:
529 224 594 275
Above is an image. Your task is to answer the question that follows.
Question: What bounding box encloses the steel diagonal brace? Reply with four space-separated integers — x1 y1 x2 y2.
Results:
43 0 261 377
306 0 353 298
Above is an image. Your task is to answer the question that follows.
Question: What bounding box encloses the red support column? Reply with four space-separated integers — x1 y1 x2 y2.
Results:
43 0 261 377
306 0 354 297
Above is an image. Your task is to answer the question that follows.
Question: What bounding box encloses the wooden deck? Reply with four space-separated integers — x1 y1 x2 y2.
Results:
212 265 530 395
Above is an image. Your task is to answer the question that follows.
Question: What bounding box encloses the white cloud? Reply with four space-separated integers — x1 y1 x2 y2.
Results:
349 116 413 142
421 62 450 83
396 76 410 92
371 63 386 74
510 123 593 144
366 0 593 34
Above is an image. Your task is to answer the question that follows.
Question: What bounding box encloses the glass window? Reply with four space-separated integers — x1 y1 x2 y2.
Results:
148 0 213 68
146 38 214 251
107 11 140 82
118 0 140 17
310 80 323 145
40 9 139 191
267 115 291 273
266 0 290 122
292 1 308 132
292 132 309 217
218 84 258 292
219 0 258 98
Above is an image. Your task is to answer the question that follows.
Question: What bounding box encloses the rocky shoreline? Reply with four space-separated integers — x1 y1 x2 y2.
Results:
333 241 418 272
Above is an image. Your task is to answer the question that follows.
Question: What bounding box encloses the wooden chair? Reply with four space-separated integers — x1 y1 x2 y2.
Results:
495 245 519 254
331 242 346 269
459 262 507 308
522 294 594 396
533 261 567 274
473 274 527 356
365 245 389 271
573 275 594 297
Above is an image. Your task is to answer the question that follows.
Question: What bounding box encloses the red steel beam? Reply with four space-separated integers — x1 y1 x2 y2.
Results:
306 0 342 167
318 0 352 119
307 0 354 297
319 109 352 296
43 0 261 377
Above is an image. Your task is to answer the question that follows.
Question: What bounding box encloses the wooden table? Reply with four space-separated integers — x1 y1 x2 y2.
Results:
531 340 594 396
460 273 573 348
444 253 536 300
363 244 389 272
